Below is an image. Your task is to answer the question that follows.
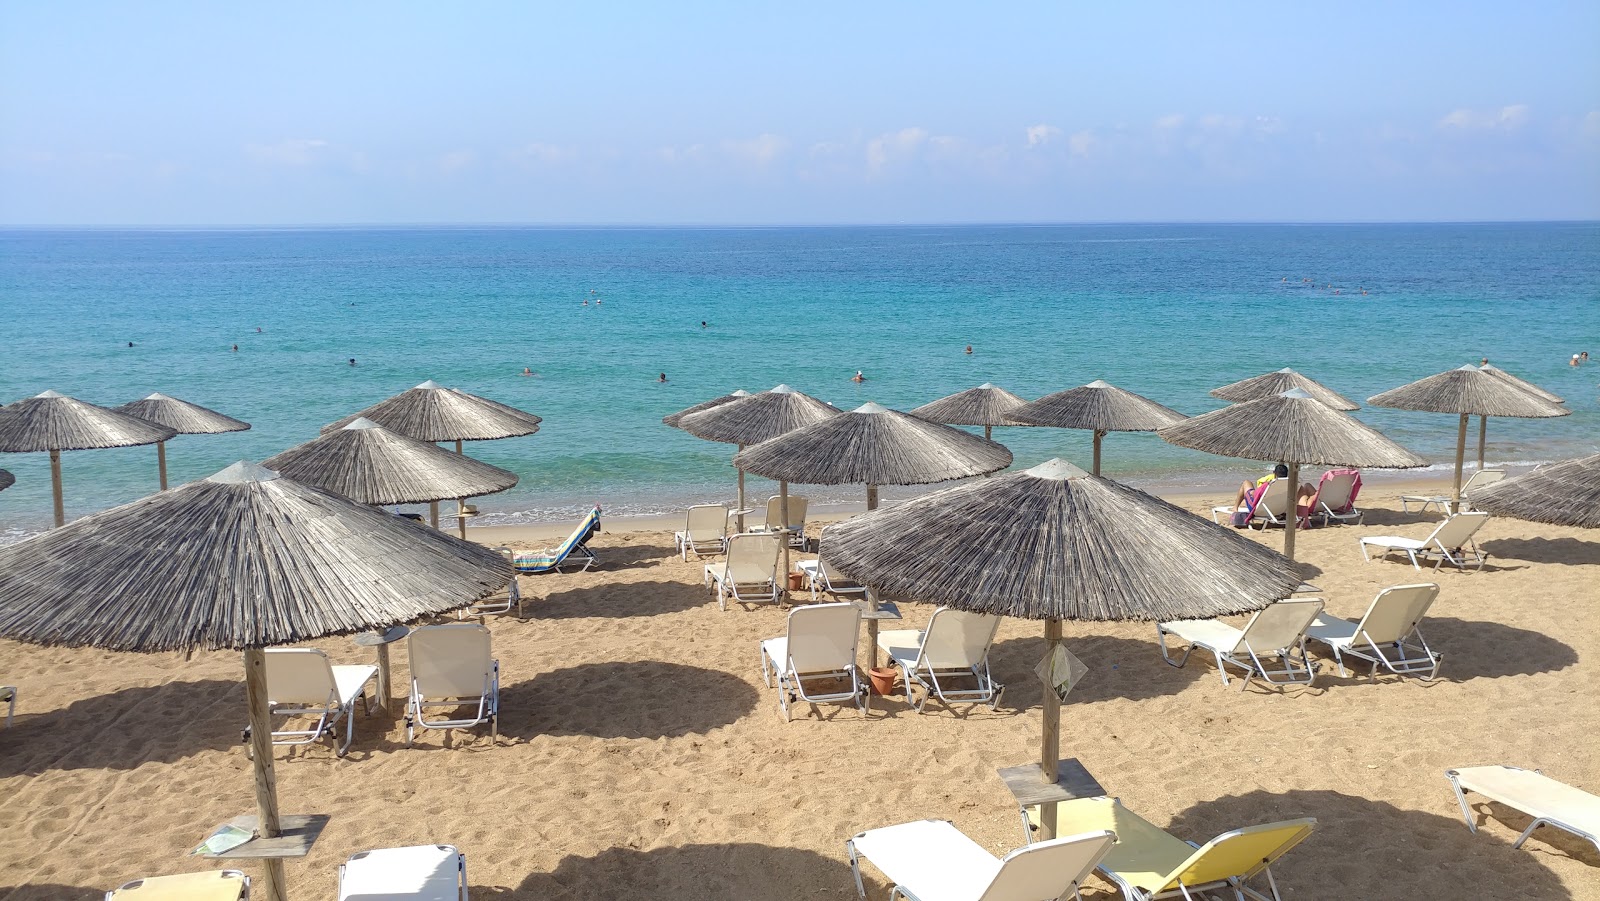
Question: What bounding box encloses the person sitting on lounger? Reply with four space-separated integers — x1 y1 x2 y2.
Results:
1229 463 1315 515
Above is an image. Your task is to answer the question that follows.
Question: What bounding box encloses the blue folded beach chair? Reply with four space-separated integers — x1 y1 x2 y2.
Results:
513 506 601 574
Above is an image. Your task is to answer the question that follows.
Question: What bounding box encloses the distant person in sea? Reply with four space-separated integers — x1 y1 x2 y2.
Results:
232 344 238 352
522 367 532 376
658 372 667 382
851 370 866 383
1481 357 1489 366
349 358 357 366
1583 352 1590 363
701 321 707 329
965 345 973 354
1573 354 1581 367
582 299 589 306
128 341 135 347
1227 463 1315 519
256 327 262 333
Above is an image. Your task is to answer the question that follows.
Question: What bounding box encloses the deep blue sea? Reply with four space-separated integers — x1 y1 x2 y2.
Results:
2 223 1597 538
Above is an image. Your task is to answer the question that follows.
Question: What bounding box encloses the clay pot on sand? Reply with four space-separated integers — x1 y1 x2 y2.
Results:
868 666 899 697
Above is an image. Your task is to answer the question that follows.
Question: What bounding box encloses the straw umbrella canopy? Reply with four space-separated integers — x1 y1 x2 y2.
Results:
115 392 251 491
1466 453 1600 529
1472 364 1565 471
0 469 13 492
264 418 518 526
662 389 750 428
734 402 1012 654
910 383 1031 441
324 380 541 529
1159 388 1427 560
677 384 839 533
821 458 1298 838
0 390 177 528
0 460 511 901
1005 380 1187 475
1368 365 1569 513
1210 368 1359 411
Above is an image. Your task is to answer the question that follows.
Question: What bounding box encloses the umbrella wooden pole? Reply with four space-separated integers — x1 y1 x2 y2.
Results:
1038 617 1063 841
1092 430 1105 476
779 481 791 603
243 649 288 901
50 448 64 528
454 440 468 537
157 440 169 491
429 501 440 530
736 446 747 533
1477 415 1487 471
983 427 995 477
1451 413 1468 514
1283 461 1300 562
866 484 880 667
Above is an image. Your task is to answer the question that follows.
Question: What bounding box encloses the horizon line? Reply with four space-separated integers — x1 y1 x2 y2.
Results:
2 218 1597 231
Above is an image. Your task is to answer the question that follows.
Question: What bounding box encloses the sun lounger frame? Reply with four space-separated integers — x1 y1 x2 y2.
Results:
705 531 782 610
406 625 500 746
1306 583 1442 681
760 602 868 722
106 870 250 900
1359 512 1489 572
847 818 1115 901
675 503 730 561
258 649 375 757
1446 765 1600 856
1157 599 1324 691
876 608 1004 713
1401 469 1505 514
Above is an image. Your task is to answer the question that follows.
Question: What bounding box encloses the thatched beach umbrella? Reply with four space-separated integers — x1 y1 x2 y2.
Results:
1159 388 1426 560
734 402 1012 651
1210 367 1359 411
0 390 177 528
1005 380 1187 475
677 384 839 534
264 418 518 537
1473 364 1564 471
910 383 1031 441
1368 365 1568 513
662 389 750 428
0 469 13 492
821 458 1297 838
324 380 541 529
0 461 511 901
115 392 251 491
1466 453 1600 529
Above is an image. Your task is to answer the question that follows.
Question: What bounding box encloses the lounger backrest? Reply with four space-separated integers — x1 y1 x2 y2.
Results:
919 608 1002 669
684 504 728 541
764 495 809 530
1460 469 1506 494
554 507 602 557
724 532 781 583
1252 478 1291 517
1159 818 1317 891
1429 511 1489 549
1236 599 1324 654
784 602 861 673
1315 470 1358 512
264 649 337 706
409 625 492 698
978 830 1116 901
1352 583 1439 644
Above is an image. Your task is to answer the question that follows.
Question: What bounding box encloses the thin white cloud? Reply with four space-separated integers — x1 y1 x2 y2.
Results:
245 138 330 166
1025 124 1061 147
1438 104 1530 131
439 150 475 174
511 142 577 166
866 127 928 172
722 133 788 166
1067 130 1096 157
1155 114 1185 130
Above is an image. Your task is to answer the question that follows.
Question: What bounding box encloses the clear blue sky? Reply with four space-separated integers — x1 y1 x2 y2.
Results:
3 2 1597 225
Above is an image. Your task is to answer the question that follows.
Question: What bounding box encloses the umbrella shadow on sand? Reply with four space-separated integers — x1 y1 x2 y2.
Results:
1165 789 1578 899
990 634 1205 705
1421 617 1578 680
528 580 711 619
498 662 759 740
1480 537 1600 567
0 884 103 901
476 843 857 900
0 679 240 778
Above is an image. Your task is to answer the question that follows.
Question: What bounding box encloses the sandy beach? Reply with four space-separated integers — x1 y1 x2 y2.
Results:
1 475 1596 900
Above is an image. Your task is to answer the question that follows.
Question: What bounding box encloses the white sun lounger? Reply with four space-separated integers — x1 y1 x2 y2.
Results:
705 531 782 610
1309 469 1363 525
461 548 521 619
1446 765 1600 856
1359 512 1489 572
760 601 867 721
1212 478 1292 530
1157 599 1324 690
406 625 499 746
1306 583 1442 680
847 818 1115 901
674 503 730 561
260 648 376 756
750 494 810 547
876 608 1004 713
107 871 250 901
1401 469 1504 514
338 844 468 900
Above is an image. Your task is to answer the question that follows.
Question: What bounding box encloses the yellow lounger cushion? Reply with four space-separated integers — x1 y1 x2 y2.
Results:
110 870 247 901
1057 797 1315 894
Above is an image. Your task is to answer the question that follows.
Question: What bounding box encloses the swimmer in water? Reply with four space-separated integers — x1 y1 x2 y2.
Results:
349 358 357 366
522 367 532 376
658 372 667 382
851 370 866 383
128 341 135 347
256 327 263 333
232 344 239 352
701 321 707 328
965 345 973 355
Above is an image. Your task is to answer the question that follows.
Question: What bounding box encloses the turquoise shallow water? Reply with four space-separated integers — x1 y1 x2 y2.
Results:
1 223 1597 537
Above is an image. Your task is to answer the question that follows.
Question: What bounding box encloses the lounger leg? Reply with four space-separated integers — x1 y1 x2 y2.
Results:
1512 818 1550 850
1446 772 1478 834
847 839 867 899
1157 627 1195 669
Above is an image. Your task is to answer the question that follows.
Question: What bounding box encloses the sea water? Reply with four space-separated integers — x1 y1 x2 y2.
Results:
1 223 1596 538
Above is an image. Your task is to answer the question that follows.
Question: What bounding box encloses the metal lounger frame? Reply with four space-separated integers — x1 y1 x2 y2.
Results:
1157 630 1318 692
1446 766 1600 856
406 662 499 746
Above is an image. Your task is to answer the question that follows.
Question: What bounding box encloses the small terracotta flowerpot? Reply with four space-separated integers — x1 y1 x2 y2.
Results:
787 571 806 591
868 667 899 697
